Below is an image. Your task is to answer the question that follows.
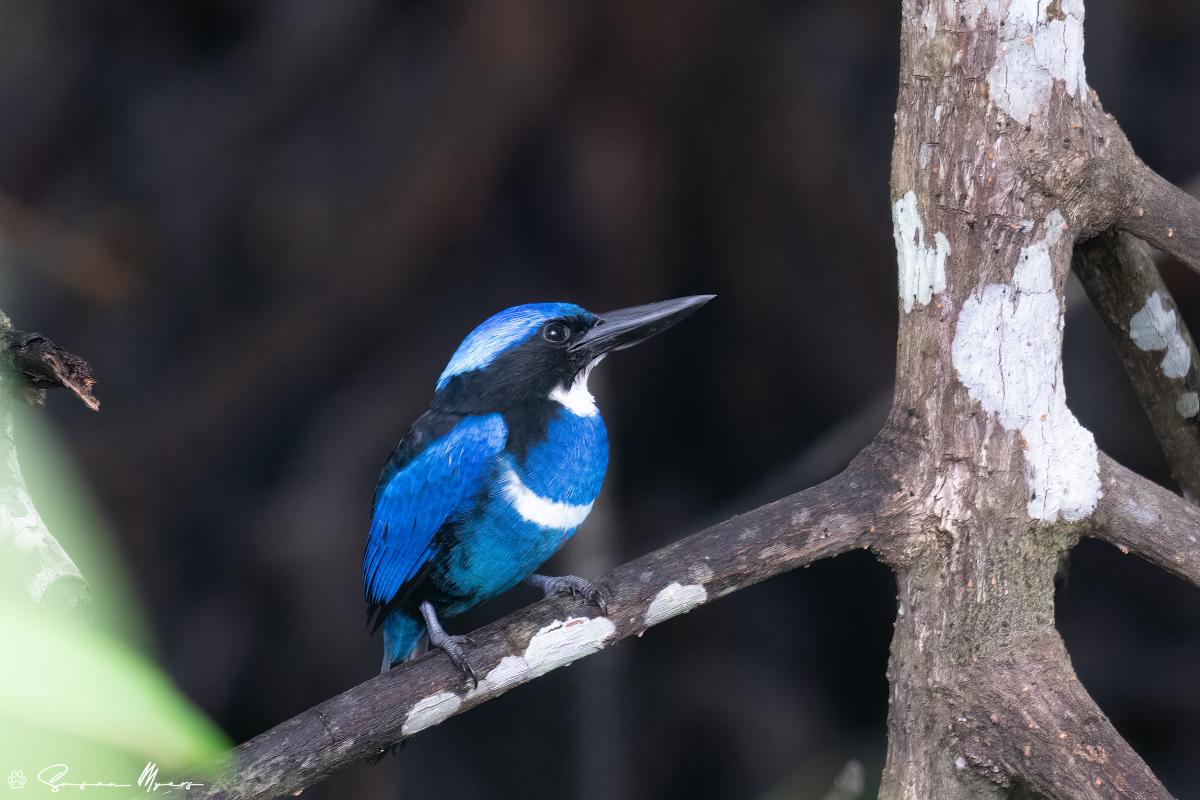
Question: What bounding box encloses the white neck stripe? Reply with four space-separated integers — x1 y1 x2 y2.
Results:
549 355 604 417
501 468 594 529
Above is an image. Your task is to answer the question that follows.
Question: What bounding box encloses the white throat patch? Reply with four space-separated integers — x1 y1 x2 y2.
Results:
549 356 604 417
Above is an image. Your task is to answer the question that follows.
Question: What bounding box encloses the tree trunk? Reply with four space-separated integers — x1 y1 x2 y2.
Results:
877 1 1180 797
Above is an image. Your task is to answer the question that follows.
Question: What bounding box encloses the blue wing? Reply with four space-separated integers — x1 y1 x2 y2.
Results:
363 413 507 622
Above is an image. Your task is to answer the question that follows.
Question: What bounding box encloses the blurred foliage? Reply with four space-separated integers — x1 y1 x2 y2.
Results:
0 414 227 791
13 406 147 643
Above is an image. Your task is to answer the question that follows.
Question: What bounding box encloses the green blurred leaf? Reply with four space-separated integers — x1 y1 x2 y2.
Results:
0 593 228 769
0 405 229 791
14 404 149 645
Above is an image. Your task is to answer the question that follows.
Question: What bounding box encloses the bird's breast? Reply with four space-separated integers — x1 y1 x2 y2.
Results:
483 409 607 555
507 409 608 509
432 410 608 611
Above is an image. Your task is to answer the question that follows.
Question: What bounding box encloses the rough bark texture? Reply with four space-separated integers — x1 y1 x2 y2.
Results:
1094 455 1200 587
952 632 1174 800
151 1 1200 797
1121 167 1200 278
877 1 1191 797
1074 233 1200 501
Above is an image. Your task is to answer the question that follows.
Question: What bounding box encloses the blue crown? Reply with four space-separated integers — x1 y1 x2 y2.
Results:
436 302 591 390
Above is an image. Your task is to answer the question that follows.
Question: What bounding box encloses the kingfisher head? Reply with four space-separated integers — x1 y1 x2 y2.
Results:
433 295 714 415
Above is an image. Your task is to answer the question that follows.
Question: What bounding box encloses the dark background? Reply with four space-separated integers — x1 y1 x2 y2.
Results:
3 1 1200 798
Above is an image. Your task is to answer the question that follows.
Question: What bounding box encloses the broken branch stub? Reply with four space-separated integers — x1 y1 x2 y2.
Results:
0 311 93 616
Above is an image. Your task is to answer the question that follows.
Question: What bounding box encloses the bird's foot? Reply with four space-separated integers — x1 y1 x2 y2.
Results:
526 573 608 615
428 632 478 687
419 601 478 687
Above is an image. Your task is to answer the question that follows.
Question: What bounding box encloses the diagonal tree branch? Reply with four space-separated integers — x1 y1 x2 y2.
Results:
1119 164 1200 278
1074 232 1200 501
953 632 1173 800
172 444 915 800
1092 454 1200 588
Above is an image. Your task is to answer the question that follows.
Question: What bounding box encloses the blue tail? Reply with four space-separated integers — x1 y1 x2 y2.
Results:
381 609 426 672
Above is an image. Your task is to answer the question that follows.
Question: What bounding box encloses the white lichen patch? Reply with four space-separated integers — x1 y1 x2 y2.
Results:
985 0 1088 125
1130 292 1191 379
1177 392 1200 419
401 615 616 737
476 616 616 697
645 582 708 627
401 691 461 736
919 142 935 169
524 616 615 671
920 1 939 37
894 190 951 313
951 211 1102 522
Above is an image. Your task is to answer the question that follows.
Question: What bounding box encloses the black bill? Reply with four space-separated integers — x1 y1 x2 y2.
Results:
571 294 715 356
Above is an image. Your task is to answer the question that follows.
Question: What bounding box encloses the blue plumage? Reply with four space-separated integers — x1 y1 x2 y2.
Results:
364 295 713 677
436 302 591 391
363 414 508 615
432 408 608 615
518 410 609 504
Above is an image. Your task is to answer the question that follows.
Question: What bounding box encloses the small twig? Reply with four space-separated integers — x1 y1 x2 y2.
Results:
1074 232 1200 501
1119 165 1200 277
3 326 100 411
1093 454 1200 588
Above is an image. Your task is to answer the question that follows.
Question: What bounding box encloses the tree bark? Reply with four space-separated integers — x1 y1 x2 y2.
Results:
1074 233 1200 501
1093 455 1200 587
878 1 1188 797
1119 166 1200 278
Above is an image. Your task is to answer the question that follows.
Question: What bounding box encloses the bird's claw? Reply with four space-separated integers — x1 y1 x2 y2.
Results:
418 600 477 686
533 574 608 615
430 633 478 688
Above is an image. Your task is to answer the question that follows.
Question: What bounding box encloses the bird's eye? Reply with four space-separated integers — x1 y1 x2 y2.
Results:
542 322 569 344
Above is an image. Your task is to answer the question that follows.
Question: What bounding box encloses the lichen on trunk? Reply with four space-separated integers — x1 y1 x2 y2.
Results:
879 1 1168 797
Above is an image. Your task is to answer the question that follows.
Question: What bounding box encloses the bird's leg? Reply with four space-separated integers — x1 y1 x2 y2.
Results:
419 601 477 687
525 573 608 615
